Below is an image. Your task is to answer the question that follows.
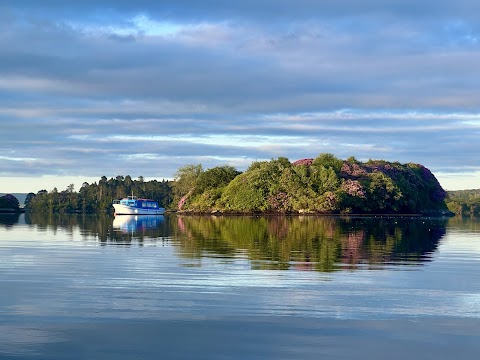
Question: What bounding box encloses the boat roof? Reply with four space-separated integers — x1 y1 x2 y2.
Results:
123 196 157 201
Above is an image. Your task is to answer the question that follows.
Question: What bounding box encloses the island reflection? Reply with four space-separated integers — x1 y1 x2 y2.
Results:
173 215 447 271
0 213 21 228
17 213 448 272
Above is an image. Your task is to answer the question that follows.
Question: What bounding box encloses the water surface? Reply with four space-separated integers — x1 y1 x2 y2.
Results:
1 214 479 359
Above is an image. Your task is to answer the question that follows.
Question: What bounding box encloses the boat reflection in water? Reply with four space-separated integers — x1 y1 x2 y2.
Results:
113 214 165 235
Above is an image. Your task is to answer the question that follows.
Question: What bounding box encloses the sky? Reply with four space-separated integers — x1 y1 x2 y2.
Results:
1 0 480 193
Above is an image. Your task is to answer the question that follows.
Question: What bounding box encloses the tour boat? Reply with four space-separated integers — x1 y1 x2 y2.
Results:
113 195 165 215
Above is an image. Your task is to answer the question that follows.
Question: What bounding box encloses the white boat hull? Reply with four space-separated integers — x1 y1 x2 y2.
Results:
113 204 165 215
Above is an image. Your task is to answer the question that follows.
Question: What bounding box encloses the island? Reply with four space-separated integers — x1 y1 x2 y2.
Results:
174 153 452 216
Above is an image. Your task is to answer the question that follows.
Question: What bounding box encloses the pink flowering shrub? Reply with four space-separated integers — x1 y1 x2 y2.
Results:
178 195 188 210
341 163 367 178
341 180 366 198
268 192 291 212
292 158 314 166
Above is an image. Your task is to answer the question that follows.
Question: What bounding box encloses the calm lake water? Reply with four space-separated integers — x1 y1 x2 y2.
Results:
1 213 479 359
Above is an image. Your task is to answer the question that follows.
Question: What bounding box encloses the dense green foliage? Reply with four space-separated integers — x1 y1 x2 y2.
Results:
176 154 450 215
446 189 480 217
173 165 241 211
26 176 173 213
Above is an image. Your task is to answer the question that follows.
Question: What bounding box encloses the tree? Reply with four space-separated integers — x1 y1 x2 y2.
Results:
24 193 36 207
196 165 240 193
173 164 203 204
124 175 133 187
366 172 402 212
313 153 343 174
0 194 20 209
221 171 266 212
309 165 339 194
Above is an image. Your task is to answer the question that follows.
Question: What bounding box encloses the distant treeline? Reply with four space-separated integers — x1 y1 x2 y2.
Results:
173 153 451 215
5 153 457 215
446 189 480 217
25 176 173 213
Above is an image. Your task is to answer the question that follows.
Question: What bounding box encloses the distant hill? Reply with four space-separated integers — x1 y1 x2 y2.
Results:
446 189 480 216
0 193 28 208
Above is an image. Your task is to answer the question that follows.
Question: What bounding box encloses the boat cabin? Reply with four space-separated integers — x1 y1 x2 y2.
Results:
116 196 159 209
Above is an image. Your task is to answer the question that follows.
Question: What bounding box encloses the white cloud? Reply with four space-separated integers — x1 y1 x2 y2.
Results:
0 156 37 162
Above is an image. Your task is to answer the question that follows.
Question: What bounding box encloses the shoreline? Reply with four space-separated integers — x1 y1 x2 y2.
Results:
175 210 454 217
0 208 25 214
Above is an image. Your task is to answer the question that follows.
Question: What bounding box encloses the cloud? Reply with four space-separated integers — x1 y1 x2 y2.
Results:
9 1 480 22
0 1 480 191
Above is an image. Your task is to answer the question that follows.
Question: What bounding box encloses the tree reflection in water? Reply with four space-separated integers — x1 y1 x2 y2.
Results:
0 213 21 228
173 215 448 272
17 213 451 272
